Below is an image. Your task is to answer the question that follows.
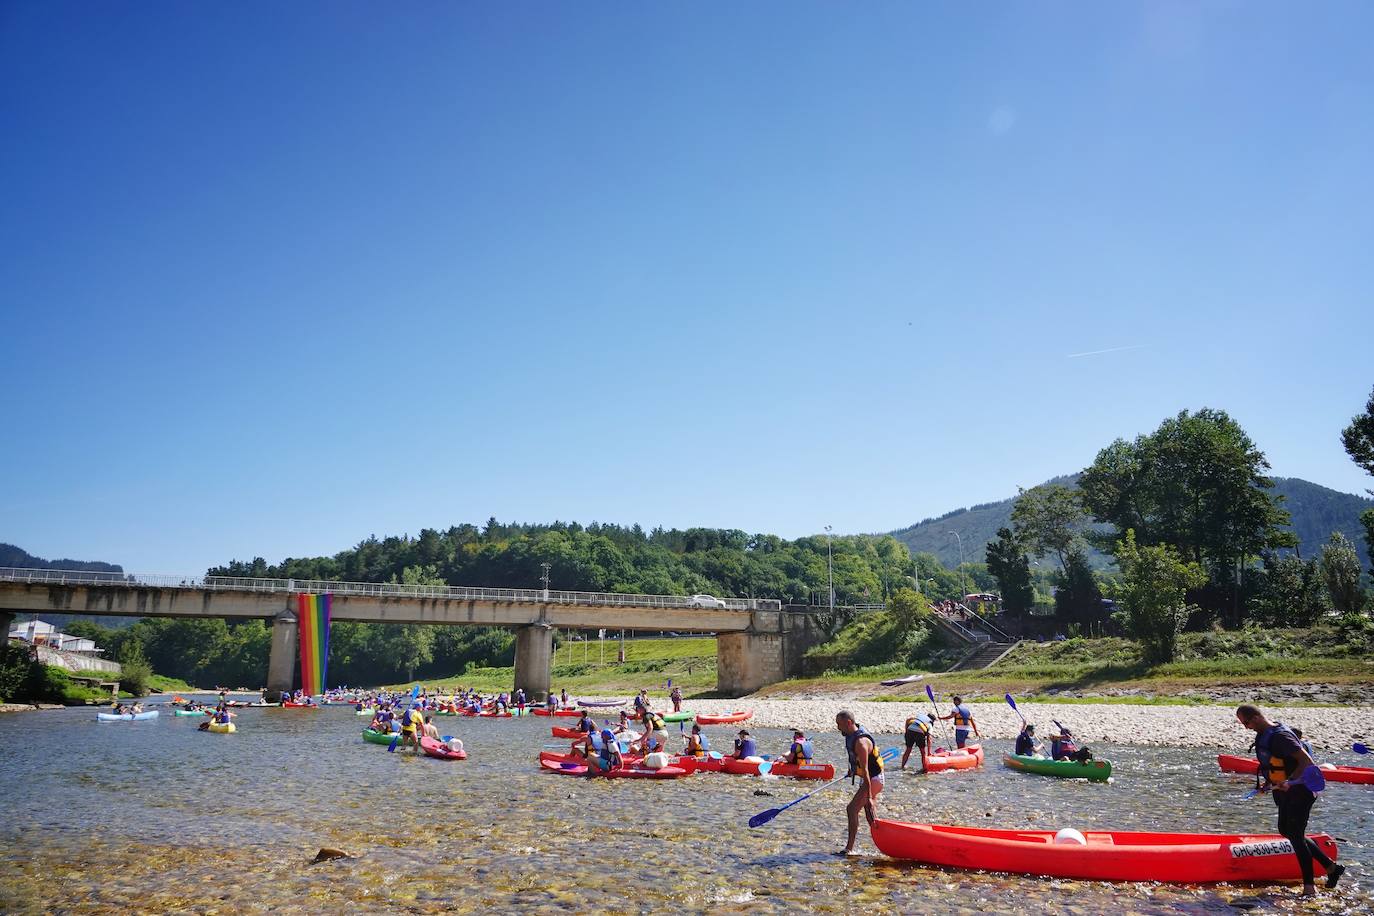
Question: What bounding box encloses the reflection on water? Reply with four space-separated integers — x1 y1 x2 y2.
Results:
0 697 1369 914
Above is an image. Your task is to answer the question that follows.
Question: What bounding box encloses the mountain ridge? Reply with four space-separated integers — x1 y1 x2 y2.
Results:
888 476 1374 570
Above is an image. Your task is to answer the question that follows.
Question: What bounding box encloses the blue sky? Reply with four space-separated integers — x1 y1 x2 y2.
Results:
2 2 1371 574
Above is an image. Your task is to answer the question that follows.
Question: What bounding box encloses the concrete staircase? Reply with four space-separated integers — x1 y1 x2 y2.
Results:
949 640 1019 671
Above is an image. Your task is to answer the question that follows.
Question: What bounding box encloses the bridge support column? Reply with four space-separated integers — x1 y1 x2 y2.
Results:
513 624 552 701
0 612 13 647
266 613 297 702
716 631 786 698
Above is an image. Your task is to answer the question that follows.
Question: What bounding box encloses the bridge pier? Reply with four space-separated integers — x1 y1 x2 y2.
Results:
0 612 12 647
513 624 552 701
266 612 297 702
716 631 786 697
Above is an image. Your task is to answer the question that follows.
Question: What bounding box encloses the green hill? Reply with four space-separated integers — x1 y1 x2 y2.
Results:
889 476 1373 570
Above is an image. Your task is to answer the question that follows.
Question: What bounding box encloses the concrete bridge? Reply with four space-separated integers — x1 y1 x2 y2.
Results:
0 568 827 699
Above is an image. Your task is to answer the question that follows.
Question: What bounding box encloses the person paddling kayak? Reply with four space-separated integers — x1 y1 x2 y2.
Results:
1047 726 1092 763
902 714 934 771
940 696 979 749
1014 722 1042 757
836 710 883 855
1236 703 1344 896
733 730 759 760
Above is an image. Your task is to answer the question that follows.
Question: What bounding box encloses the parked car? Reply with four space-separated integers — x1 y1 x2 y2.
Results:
689 594 728 609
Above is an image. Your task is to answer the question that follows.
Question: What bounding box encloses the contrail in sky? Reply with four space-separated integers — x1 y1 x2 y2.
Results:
1066 344 1147 359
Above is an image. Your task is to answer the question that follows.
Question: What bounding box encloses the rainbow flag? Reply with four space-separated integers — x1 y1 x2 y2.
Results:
296 593 332 696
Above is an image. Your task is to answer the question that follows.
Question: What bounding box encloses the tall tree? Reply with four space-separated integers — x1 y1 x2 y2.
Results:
1079 408 1295 620
1253 554 1329 628
1053 549 1104 632
1320 532 1366 615
1341 385 1374 479
1342 385 1374 562
985 528 1034 614
1010 483 1085 570
1115 529 1208 664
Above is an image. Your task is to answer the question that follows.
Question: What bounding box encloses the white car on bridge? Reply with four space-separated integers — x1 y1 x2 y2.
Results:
689 594 728 608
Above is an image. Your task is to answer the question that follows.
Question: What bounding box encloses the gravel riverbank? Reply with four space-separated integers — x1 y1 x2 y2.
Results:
583 697 1372 752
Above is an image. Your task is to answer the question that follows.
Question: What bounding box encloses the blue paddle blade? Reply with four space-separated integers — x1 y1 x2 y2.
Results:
925 684 936 702
1004 693 1017 710
749 808 781 828
1300 765 1327 793
880 746 900 762
1353 742 1370 755
756 760 772 775
1241 787 1260 801
388 735 400 753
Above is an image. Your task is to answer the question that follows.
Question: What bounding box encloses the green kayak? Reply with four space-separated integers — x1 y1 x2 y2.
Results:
663 710 695 723
362 728 401 746
1002 753 1112 781
174 709 208 717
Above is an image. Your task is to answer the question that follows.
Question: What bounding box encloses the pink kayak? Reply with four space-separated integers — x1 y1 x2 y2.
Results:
419 736 467 760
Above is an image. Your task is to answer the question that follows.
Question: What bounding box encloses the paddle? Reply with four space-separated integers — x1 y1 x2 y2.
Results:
749 747 897 828
1004 693 1028 726
1244 764 1327 799
927 685 950 745
1353 743 1369 755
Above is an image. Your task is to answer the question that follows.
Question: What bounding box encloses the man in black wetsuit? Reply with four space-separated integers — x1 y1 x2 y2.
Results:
1236 704 1344 897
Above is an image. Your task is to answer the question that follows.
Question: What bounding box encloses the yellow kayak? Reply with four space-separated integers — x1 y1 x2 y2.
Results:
207 720 236 734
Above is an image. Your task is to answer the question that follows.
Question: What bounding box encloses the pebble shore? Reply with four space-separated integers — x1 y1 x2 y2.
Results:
589 697 1373 752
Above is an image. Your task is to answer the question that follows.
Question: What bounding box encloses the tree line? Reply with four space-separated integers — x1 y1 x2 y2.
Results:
984 394 1374 662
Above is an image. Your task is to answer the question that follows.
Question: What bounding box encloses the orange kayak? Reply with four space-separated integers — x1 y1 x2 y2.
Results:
1217 754 1374 785
925 744 984 772
871 819 1338 883
696 710 753 725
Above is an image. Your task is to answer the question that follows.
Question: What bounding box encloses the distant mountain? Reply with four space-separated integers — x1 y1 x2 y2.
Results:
0 543 123 573
889 477 1373 570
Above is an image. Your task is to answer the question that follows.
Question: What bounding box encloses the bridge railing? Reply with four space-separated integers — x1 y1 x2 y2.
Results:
0 568 781 612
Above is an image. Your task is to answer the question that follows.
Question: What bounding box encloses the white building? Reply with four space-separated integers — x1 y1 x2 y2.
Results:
7 619 106 656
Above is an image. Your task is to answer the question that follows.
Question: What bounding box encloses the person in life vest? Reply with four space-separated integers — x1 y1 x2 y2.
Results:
1014 722 1042 757
783 730 813 765
1047 726 1092 763
733 730 759 760
940 696 980 749
669 685 683 713
400 705 426 754
1291 727 1316 758
1237 704 1344 896
902 713 935 771
514 688 526 714
836 710 883 856
573 710 598 749
682 724 709 758
592 727 622 774
640 710 668 757
560 688 569 709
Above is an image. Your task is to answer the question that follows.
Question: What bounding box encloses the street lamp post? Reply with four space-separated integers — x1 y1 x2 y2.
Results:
540 563 551 602
824 525 834 615
948 531 969 604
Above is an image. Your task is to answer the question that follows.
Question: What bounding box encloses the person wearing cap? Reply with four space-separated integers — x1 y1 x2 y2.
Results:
836 709 883 855
1014 722 1041 757
902 713 934 771
1047 725 1090 763
732 730 759 760
783 730 813 765
939 696 979 749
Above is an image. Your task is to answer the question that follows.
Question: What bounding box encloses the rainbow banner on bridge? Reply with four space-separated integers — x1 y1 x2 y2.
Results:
296 593 332 696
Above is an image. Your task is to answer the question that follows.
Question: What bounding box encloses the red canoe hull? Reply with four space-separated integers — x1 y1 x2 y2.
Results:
1217 754 1374 785
696 711 753 725
870 820 1337 883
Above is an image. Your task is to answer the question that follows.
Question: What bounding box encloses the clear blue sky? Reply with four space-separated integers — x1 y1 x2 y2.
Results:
3 2 1371 574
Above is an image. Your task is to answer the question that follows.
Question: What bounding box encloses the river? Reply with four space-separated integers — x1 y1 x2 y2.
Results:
1 696 1369 914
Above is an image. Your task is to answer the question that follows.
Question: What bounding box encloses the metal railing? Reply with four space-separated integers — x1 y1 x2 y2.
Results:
0 567 781 612
949 602 1014 642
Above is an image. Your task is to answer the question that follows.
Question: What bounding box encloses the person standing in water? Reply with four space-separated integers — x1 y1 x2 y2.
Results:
939 696 979 749
1236 704 1344 896
836 709 883 856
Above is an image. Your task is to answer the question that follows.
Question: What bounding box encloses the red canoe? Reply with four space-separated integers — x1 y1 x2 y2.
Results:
419 736 468 761
720 757 835 780
539 758 693 779
870 820 1338 883
696 710 753 725
532 708 583 717
925 744 984 773
281 701 318 708
551 726 586 740
1217 754 1374 785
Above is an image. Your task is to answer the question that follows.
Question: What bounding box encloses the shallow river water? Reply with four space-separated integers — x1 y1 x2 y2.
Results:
1 697 1370 914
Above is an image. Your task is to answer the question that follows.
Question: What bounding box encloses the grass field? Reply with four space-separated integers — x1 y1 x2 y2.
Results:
388 637 721 696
